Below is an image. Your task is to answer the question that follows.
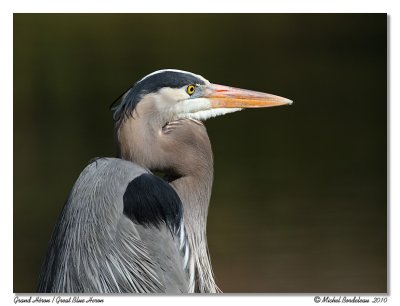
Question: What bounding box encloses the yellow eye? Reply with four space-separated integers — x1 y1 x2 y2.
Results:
186 84 196 95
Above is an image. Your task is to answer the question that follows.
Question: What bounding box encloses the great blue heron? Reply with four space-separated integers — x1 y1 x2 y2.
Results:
37 69 292 293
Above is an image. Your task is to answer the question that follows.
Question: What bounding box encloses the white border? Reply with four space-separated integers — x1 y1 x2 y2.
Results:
8 0 393 13
2 1 398 306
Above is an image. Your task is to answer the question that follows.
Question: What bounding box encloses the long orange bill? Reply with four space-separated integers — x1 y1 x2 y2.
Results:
205 84 293 108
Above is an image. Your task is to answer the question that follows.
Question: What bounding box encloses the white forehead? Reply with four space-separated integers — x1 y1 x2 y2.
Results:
137 69 210 85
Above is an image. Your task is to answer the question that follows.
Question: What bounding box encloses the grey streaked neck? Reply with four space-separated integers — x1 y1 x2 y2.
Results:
170 151 220 293
116 104 220 292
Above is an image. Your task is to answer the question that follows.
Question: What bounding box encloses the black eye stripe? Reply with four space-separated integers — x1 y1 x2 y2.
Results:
112 71 206 122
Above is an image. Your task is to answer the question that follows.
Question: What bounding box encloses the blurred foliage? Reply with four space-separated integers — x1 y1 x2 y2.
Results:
14 14 387 293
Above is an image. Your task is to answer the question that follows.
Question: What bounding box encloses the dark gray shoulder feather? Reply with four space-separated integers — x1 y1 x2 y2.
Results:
123 173 183 232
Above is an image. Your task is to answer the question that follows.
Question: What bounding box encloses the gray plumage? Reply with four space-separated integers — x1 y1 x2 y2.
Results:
38 158 188 293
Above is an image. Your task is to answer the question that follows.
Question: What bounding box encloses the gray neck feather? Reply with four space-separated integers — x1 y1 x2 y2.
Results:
116 100 220 293
170 160 220 293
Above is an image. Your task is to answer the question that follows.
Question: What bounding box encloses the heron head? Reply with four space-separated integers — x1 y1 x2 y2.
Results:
112 69 293 125
112 69 292 172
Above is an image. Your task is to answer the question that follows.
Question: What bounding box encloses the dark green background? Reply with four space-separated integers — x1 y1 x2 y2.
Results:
14 14 387 293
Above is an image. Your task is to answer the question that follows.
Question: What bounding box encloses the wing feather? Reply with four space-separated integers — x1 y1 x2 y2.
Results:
37 157 188 293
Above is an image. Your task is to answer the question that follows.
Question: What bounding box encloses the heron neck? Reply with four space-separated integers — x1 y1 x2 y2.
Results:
170 170 212 236
117 114 220 292
170 166 220 293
